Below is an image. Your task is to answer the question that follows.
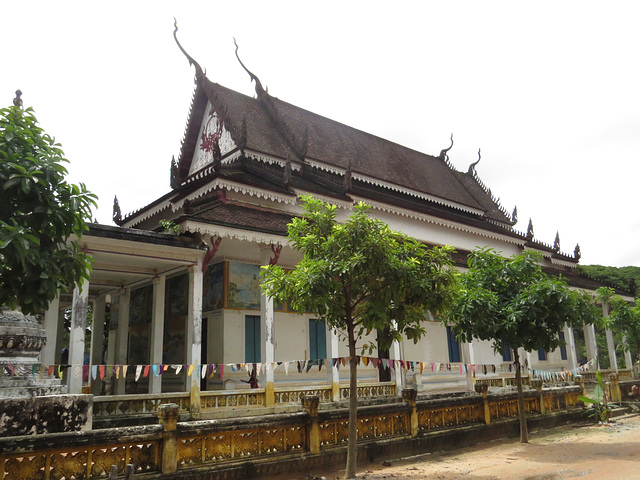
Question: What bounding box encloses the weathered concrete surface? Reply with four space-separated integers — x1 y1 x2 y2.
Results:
0 394 92 436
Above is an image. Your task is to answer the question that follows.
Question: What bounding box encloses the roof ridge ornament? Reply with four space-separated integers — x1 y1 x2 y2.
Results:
113 196 123 225
553 231 560 252
173 19 205 84
234 38 266 100
468 148 481 174
13 89 23 108
574 243 581 261
170 156 180 190
526 218 534 241
511 206 518 224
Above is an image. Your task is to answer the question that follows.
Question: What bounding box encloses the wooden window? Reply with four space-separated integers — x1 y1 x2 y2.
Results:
309 319 327 362
245 315 261 363
446 326 461 363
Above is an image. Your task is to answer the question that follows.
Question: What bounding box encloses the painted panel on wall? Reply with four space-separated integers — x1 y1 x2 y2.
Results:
228 263 261 310
129 284 152 326
166 274 188 317
203 262 225 310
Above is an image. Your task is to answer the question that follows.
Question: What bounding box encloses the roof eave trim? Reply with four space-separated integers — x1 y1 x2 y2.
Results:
172 178 298 212
181 220 289 246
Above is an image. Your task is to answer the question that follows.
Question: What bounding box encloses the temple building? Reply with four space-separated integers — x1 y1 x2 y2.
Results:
38 31 633 408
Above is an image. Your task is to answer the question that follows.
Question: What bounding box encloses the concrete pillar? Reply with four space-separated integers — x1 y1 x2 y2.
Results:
186 260 203 414
149 275 166 394
460 341 475 392
40 294 60 368
68 280 89 394
54 307 65 365
583 323 598 367
605 328 618 370
531 378 545 414
609 373 621 403
158 403 180 474
301 395 320 454
474 382 490 425
326 325 341 402
563 324 578 369
391 335 402 395
622 335 633 370
115 289 131 395
260 247 276 407
90 296 106 395
402 388 418 437
602 300 618 370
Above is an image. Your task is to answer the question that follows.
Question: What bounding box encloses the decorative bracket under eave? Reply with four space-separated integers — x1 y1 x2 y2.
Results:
203 236 222 273
269 244 282 265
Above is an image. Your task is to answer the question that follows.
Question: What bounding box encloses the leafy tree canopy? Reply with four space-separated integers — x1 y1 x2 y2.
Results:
0 96 96 315
452 248 599 353
597 286 640 359
580 264 640 297
450 247 599 443
261 195 458 479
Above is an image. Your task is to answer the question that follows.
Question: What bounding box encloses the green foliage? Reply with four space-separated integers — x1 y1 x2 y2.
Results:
578 370 613 423
0 101 97 314
261 195 458 478
261 195 459 348
597 287 640 363
159 219 184 234
451 248 599 354
580 264 640 296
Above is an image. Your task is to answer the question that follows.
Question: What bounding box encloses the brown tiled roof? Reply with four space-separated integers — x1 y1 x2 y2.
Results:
182 201 292 235
178 80 513 225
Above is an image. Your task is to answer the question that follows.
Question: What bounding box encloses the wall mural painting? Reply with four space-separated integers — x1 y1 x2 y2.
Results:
203 261 225 311
129 284 152 326
166 273 189 317
228 262 261 310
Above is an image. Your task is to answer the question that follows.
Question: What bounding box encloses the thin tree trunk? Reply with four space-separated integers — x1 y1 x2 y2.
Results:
344 320 358 480
514 349 529 443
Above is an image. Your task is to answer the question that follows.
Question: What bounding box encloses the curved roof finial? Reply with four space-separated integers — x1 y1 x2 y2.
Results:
468 148 481 174
511 206 518 224
439 133 454 160
233 38 266 100
574 243 581 261
553 231 561 252
173 19 205 81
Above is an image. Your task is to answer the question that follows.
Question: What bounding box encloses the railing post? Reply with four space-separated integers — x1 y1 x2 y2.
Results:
158 403 180 475
530 378 544 414
575 375 585 397
474 382 490 425
609 373 621 403
301 395 320 454
402 388 418 437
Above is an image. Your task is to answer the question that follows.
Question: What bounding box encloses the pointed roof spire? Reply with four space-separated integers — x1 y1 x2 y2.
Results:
234 38 266 100
13 89 22 107
553 232 560 252
170 156 180 190
511 206 518 224
574 243 581 261
526 218 534 240
113 196 123 225
468 149 481 174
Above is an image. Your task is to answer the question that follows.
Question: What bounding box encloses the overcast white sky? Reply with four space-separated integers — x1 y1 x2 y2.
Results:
2 1 639 267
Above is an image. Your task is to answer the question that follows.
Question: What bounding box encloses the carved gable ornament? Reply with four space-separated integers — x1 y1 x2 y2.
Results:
189 104 237 176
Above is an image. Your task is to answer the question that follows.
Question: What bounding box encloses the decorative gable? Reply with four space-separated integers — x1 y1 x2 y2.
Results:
189 102 237 176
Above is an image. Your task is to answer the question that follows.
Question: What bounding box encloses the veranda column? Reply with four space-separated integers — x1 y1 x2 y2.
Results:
186 259 203 415
622 335 633 370
562 324 578 370
583 323 598 367
260 246 276 407
460 341 475 391
149 275 166 394
68 280 89 394
326 325 340 402
90 296 106 395
115 288 131 395
602 301 618 370
40 294 60 369
391 327 403 394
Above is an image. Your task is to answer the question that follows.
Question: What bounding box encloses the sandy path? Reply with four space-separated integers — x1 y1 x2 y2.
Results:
293 414 640 480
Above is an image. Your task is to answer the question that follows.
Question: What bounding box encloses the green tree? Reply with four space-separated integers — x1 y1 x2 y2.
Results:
261 196 458 479
0 93 96 315
450 248 599 443
580 264 640 297
597 287 640 364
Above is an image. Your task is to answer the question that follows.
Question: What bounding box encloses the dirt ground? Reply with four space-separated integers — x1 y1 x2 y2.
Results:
291 414 640 480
